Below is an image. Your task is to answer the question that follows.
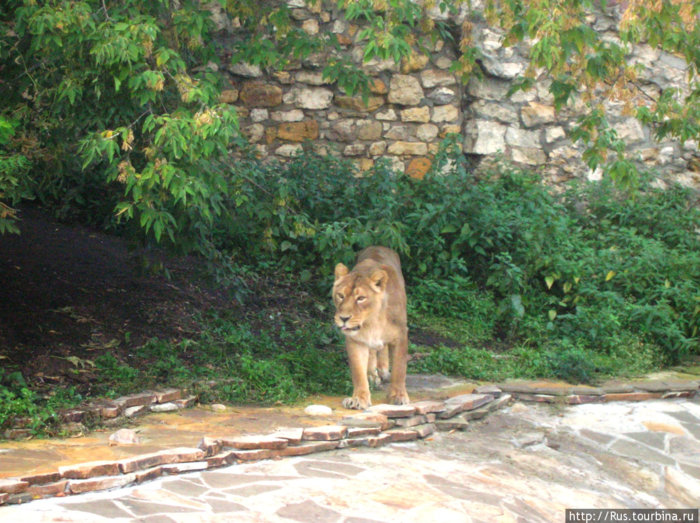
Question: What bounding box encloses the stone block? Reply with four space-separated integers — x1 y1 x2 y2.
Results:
521 102 556 127
395 415 428 428
68 474 136 495
0 493 9 505
302 425 349 441
335 95 385 112
344 144 366 156
412 400 446 415
401 107 431 123
347 427 382 438
230 62 262 78
505 127 541 148
135 466 163 483
124 405 149 418
115 392 156 408
220 435 289 450
388 75 424 106
284 87 334 110
406 157 432 179
59 460 121 480
275 144 304 157
385 125 412 140
151 402 179 412
239 82 283 107
270 427 305 445
367 404 417 418
387 141 428 156
431 105 459 123
219 89 239 104
369 141 387 156
27 480 68 499
416 123 439 141
366 433 395 447
277 120 319 141
428 87 456 105
512 147 547 166
20 472 62 486
438 394 494 419
60 408 87 423
370 78 388 94
357 120 383 140
271 110 305 122
385 429 419 442
376 108 398 121
162 462 209 474
341 411 392 430
277 441 340 457
465 120 506 155
0 479 29 495
401 52 429 73
413 424 436 438
230 448 273 461
604 392 664 402
118 448 206 473
420 69 457 89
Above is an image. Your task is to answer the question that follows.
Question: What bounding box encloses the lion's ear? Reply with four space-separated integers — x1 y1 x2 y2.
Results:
369 269 388 292
334 263 349 281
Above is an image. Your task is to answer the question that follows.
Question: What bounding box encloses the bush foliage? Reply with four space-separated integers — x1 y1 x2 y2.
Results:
217 142 699 370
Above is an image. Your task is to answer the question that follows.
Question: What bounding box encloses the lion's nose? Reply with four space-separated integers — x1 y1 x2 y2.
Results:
339 315 351 323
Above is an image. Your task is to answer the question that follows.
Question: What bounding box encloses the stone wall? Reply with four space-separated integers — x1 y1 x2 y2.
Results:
213 1 699 188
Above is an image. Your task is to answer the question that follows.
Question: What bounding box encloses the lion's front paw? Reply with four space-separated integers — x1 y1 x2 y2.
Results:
342 394 371 410
377 367 390 383
387 389 410 406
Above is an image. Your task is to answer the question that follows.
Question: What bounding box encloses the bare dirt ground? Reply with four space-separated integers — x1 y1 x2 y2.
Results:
0 205 227 393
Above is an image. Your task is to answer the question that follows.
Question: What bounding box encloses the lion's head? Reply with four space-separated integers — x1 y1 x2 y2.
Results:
332 262 388 336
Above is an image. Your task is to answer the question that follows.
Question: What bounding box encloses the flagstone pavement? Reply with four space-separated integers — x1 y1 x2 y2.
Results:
2 396 699 522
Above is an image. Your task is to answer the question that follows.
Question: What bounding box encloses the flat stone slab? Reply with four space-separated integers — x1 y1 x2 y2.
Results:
341 411 391 430
412 400 446 415
366 404 417 418
155 388 182 403
68 473 136 495
277 441 340 457
394 415 428 428
0 479 28 495
220 435 289 450
302 425 348 441
118 448 206 473
270 428 305 445
439 394 494 419
115 392 156 408
59 460 121 480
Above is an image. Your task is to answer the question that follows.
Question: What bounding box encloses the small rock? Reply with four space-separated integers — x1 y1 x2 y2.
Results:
124 405 148 418
150 402 179 413
210 404 227 412
304 405 333 416
109 428 141 446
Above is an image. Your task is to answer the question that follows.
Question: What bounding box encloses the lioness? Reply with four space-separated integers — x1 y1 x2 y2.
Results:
333 246 410 409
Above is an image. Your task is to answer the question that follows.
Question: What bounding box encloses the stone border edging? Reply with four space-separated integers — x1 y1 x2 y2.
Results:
4 388 197 440
1 380 698 507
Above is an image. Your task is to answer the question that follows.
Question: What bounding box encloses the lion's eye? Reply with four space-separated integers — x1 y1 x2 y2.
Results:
356 296 366 303
337 293 344 301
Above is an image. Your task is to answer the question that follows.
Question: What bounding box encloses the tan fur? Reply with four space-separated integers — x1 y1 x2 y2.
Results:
333 246 410 409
